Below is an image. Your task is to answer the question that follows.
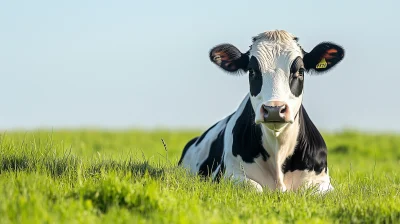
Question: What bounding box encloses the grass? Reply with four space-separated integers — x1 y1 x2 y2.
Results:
0 129 399 224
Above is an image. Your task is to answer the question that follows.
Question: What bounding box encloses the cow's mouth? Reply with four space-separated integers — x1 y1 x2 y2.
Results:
263 122 289 132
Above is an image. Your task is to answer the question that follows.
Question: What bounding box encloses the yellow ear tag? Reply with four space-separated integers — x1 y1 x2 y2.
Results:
316 58 327 69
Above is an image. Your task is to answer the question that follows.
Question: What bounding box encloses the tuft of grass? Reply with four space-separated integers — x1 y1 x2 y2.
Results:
0 130 399 223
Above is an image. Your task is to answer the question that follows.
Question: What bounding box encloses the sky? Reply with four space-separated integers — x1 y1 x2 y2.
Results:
0 0 399 132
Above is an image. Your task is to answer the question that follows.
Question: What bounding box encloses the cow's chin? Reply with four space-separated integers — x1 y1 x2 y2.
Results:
263 122 288 132
255 118 293 133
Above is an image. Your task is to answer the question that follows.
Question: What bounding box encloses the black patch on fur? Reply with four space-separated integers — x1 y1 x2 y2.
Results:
198 129 225 176
214 159 225 183
178 137 199 165
195 122 218 146
289 56 304 97
232 99 269 163
225 113 233 124
282 105 328 174
248 56 263 96
290 56 303 74
236 54 250 72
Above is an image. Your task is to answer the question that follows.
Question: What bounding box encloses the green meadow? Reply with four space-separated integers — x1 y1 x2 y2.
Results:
0 129 399 223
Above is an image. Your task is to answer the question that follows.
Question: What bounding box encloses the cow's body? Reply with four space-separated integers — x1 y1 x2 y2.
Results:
178 30 344 193
179 94 331 192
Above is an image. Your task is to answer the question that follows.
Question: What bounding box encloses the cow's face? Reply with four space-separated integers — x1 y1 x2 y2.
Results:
210 30 344 132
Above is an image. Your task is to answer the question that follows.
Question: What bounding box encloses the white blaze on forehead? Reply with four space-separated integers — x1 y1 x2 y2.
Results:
250 30 303 73
262 69 290 101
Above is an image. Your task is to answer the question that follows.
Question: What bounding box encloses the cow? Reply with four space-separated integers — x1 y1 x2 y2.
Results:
178 30 345 193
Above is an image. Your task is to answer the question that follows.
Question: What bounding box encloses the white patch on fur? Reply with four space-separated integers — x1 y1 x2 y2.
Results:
261 121 300 190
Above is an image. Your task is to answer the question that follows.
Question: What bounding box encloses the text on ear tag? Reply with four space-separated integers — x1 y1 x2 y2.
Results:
316 58 327 69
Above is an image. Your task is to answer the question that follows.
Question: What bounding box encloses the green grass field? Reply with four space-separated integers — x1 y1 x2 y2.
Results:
0 129 399 223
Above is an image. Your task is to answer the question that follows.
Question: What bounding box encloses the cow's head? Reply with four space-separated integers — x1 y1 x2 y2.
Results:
209 30 345 132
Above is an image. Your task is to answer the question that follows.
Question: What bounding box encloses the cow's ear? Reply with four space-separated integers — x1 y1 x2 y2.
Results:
209 44 249 74
303 42 345 74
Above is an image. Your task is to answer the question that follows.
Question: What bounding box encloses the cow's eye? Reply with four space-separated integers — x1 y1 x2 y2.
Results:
248 68 255 77
298 68 305 76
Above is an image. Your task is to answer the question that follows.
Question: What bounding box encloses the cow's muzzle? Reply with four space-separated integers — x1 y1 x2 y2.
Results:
260 101 291 123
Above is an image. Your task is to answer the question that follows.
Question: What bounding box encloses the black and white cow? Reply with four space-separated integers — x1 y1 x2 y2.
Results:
178 30 345 193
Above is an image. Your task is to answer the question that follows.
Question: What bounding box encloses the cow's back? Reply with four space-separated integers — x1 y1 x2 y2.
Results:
178 113 233 176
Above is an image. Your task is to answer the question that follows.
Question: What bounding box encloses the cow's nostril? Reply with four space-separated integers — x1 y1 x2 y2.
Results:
280 105 286 114
262 104 269 113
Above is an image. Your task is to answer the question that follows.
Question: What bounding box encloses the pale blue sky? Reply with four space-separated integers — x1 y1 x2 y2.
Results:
1 0 399 132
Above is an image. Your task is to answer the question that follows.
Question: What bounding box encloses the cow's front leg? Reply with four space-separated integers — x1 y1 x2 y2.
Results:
239 176 287 193
314 179 334 193
246 178 264 192
284 169 334 193
305 169 334 193
226 173 264 192
275 169 287 192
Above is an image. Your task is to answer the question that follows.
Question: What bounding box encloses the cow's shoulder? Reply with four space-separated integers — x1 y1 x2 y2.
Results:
224 97 269 164
282 105 328 174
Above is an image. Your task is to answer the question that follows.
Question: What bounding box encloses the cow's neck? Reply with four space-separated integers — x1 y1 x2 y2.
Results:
260 111 300 190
